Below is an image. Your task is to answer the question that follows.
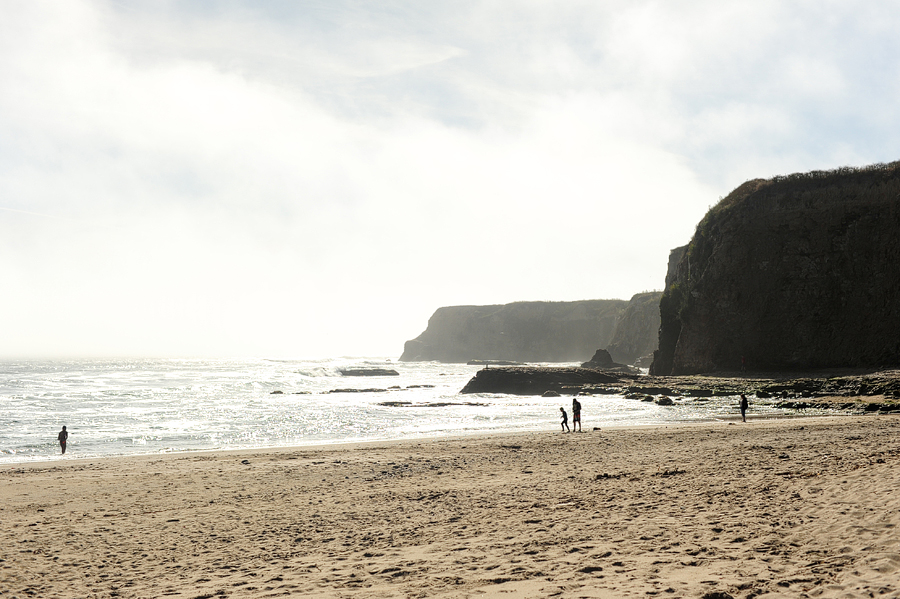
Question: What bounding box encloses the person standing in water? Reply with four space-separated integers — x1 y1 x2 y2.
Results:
58 426 68 454
739 394 749 422
559 407 570 433
572 396 582 432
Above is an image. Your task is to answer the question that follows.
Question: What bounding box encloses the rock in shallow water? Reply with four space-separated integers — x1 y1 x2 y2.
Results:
460 367 620 396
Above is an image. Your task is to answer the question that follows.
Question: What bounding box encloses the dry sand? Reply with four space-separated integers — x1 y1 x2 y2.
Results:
2 415 900 599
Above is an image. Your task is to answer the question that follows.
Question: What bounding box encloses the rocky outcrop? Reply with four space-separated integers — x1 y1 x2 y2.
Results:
459 367 900 404
605 291 663 365
400 300 627 363
582 348 615 367
339 368 400 377
459 367 621 395
580 349 641 374
651 162 900 374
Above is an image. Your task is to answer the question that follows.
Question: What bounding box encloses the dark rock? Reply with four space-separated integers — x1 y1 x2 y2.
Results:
700 592 735 599
624 386 676 396
655 397 674 406
467 360 523 366
270 390 283 394
652 161 900 374
581 349 642 374
584 348 614 366
459 367 620 396
339 368 399 377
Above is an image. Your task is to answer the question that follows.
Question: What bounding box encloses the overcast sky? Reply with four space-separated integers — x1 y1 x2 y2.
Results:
2 1 899 359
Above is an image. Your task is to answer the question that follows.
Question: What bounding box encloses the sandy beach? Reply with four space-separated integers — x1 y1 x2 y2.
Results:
2 415 899 599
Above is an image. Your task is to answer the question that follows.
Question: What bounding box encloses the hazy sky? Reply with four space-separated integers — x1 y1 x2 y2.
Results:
2 1 899 359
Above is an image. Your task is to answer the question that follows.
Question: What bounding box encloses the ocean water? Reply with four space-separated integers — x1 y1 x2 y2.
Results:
1 358 778 464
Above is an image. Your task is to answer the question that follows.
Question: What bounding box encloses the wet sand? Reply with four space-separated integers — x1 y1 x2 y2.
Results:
2 415 900 598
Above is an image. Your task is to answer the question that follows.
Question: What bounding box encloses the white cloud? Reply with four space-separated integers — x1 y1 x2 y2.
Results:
2 0 900 358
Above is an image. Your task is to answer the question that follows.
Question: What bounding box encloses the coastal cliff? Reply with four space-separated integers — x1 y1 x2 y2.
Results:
399 300 627 363
651 162 900 375
605 291 662 365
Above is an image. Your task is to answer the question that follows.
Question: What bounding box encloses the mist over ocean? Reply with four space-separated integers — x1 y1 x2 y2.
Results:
1 358 782 464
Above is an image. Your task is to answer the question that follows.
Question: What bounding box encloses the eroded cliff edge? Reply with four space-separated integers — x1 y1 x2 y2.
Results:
605 291 662 366
400 300 628 363
651 162 900 375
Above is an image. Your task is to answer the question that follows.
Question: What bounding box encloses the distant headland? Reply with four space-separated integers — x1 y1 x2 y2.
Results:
400 295 661 365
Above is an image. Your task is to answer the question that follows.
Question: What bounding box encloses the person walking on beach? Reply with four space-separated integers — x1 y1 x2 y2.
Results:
739 394 749 422
58 426 68 454
560 407 570 433
572 396 582 432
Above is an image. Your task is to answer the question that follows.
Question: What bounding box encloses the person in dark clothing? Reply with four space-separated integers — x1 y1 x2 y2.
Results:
58 426 68 454
739 394 749 422
559 407 570 433
572 396 582 432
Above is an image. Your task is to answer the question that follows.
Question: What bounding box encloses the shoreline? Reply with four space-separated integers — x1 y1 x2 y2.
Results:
3 411 857 469
4 414 900 598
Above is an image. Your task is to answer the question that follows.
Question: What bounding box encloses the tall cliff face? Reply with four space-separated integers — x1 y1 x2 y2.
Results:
400 300 627 363
651 162 900 375
650 246 687 375
606 292 663 365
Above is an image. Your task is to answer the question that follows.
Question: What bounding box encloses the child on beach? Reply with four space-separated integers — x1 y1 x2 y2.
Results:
560 407 570 433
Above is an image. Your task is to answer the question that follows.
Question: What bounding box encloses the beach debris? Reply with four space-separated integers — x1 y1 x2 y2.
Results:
655 467 685 477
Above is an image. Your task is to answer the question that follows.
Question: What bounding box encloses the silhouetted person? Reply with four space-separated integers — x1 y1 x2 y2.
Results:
572 396 582 432
740 394 749 422
58 426 68 454
559 407 570 433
